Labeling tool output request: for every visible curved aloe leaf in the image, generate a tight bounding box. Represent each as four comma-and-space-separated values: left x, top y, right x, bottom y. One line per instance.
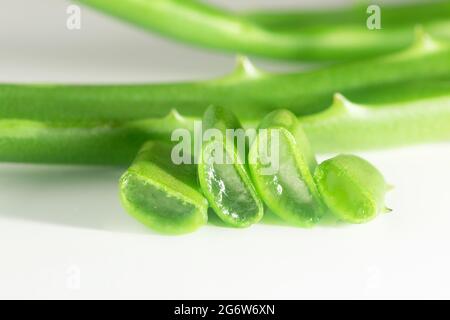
75, 0, 450, 60
1, 32, 450, 122
1, 80, 449, 165
244, 2, 450, 32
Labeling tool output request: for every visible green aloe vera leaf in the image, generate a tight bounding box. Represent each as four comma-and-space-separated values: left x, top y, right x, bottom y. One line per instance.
0, 111, 194, 165
314, 154, 390, 224
198, 106, 263, 227
248, 110, 325, 228
0, 120, 144, 165
244, 1, 450, 31
1, 82, 449, 165
301, 93, 450, 153
1, 30, 450, 122
74, 0, 450, 60
120, 141, 208, 234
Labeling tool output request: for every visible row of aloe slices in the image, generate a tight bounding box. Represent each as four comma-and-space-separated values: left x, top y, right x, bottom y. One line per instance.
120, 106, 390, 234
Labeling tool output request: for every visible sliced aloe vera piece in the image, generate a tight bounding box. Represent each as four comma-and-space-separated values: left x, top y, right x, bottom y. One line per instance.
120, 141, 208, 234
198, 106, 264, 227
249, 110, 325, 227
314, 154, 390, 224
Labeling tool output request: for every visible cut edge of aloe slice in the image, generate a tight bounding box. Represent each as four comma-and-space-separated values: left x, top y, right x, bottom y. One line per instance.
249, 128, 324, 228
198, 140, 264, 228
120, 165, 208, 235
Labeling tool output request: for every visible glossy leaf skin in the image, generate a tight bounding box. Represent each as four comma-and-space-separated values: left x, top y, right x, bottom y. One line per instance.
0, 120, 145, 165
0, 86, 449, 165
249, 110, 325, 228
198, 106, 264, 228
0, 112, 194, 165
245, 2, 450, 31
75, 0, 450, 61
301, 93, 450, 153
314, 155, 389, 224
258, 109, 317, 172
1, 41, 450, 122
1, 39, 449, 166
120, 141, 208, 234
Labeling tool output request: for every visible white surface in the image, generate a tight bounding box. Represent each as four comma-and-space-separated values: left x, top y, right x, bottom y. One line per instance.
1, 0, 449, 300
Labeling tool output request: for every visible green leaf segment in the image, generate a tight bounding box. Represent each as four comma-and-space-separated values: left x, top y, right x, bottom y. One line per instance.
1, 34, 449, 164
1, 31, 449, 122
249, 110, 325, 227
120, 141, 208, 234
315, 155, 390, 224
74, 0, 450, 61
198, 106, 263, 228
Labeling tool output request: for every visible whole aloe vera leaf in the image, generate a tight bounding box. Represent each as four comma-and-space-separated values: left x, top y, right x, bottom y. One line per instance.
315, 154, 390, 224
74, 0, 449, 60
1, 33, 450, 122
198, 106, 264, 227
1, 84, 449, 165
244, 1, 450, 31
120, 141, 208, 234
1, 83, 450, 166
249, 110, 325, 228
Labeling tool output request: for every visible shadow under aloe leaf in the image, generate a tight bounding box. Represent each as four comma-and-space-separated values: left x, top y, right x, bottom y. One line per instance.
0, 165, 348, 234
317, 212, 347, 228
207, 207, 291, 228
0, 164, 155, 235
259, 209, 291, 227
207, 208, 230, 228
260, 208, 347, 228
208, 206, 346, 229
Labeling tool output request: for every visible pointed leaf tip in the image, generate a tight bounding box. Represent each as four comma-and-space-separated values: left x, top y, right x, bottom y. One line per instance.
331, 93, 351, 111
384, 207, 393, 214
411, 25, 439, 52
233, 55, 264, 79
333, 93, 348, 106
165, 109, 185, 122
330, 93, 369, 117
213, 56, 266, 84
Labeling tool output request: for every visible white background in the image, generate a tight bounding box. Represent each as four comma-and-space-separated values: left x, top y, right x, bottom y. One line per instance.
0, 0, 449, 299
